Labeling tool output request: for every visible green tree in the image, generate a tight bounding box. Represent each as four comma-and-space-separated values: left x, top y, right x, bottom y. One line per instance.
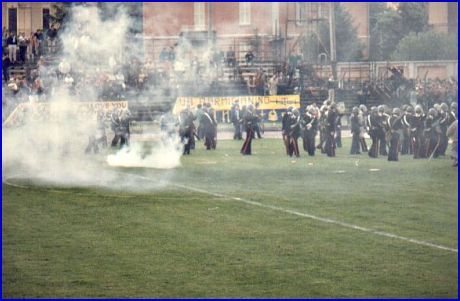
391, 31, 458, 61
369, 2, 430, 61
299, 4, 364, 62
398, 2, 429, 36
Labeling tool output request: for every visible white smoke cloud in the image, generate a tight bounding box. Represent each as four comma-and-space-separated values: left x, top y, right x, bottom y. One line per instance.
2, 4, 182, 190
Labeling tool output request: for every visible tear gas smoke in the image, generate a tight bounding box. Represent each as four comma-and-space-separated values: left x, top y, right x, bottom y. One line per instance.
2, 4, 183, 190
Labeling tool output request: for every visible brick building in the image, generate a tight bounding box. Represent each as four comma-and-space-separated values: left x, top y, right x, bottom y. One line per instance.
2, 2, 457, 61
143, 2, 371, 63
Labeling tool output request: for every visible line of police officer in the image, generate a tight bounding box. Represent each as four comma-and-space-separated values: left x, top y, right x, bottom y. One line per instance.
351, 102, 457, 162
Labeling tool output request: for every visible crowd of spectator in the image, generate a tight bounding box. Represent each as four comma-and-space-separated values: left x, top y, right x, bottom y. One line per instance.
2, 26, 458, 124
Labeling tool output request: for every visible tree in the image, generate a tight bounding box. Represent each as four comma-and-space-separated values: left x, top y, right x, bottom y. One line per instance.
391, 31, 458, 61
398, 2, 429, 36
369, 2, 430, 61
299, 4, 364, 63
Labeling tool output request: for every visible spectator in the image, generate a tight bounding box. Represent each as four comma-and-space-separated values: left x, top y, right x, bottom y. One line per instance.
18, 32, 28, 63
7, 31, 17, 64
255, 68, 266, 96
269, 72, 279, 96
245, 50, 254, 66
2, 27, 8, 54
47, 24, 58, 53
2, 53, 11, 82
226, 47, 236, 67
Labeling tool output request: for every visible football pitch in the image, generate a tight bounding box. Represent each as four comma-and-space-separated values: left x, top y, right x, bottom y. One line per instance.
2, 138, 458, 298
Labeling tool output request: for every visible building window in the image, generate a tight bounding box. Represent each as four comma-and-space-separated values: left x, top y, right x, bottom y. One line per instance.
295, 2, 305, 26
239, 2, 251, 25
43, 8, 50, 30
8, 8, 17, 33
194, 2, 205, 30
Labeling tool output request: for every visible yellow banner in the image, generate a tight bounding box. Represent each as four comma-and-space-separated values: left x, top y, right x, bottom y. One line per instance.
173, 95, 300, 114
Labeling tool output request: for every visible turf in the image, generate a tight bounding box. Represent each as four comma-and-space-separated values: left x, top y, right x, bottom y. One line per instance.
2, 138, 458, 298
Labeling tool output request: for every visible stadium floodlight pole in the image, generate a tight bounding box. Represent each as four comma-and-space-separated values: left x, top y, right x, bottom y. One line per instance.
329, 2, 337, 102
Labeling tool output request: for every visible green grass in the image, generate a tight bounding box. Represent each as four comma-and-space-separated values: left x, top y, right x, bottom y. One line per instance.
2, 138, 458, 298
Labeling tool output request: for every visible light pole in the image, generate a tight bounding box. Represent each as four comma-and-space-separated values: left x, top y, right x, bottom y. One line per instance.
329, 2, 337, 102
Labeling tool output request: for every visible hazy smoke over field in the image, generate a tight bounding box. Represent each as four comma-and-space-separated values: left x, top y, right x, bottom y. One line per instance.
2, 4, 182, 189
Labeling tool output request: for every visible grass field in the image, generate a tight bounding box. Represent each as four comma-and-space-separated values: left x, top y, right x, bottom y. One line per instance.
2, 137, 458, 298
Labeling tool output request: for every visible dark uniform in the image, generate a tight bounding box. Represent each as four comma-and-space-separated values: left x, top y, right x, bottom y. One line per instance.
335, 113, 342, 148
423, 108, 441, 158
325, 104, 337, 157
301, 107, 318, 156
368, 107, 380, 158
281, 108, 292, 155
179, 109, 195, 155
201, 109, 217, 150
287, 109, 301, 157
411, 106, 425, 159
437, 103, 450, 156
377, 105, 388, 156
230, 104, 242, 140
241, 106, 256, 155
401, 106, 413, 155
111, 109, 131, 148
387, 108, 403, 161
350, 107, 361, 155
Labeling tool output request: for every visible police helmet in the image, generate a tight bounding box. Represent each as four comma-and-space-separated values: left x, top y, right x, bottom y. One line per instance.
378, 105, 385, 113
440, 103, 449, 112
428, 108, 437, 116
451, 102, 457, 110
352, 106, 360, 114
370, 106, 378, 114
359, 104, 367, 113
415, 105, 423, 115
406, 106, 414, 114
392, 108, 401, 116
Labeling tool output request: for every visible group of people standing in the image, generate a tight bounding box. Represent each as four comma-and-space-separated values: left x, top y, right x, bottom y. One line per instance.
174, 104, 218, 155
281, 101, 343, 158
350, 102, 458, 165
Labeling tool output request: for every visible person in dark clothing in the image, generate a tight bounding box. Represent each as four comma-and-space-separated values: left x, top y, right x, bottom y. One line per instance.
401, 106, 413, 155
325, 103, 337, 157
377, 105, 389, 156
368, 106, 380, 158
411, 105, 425, 159
241, 104, 256, 155
230, 104, 242, 140
2, 54, 11, 82
245, 50, 254, 66
350, 107, 361, 155
387, 108, 403, 161
287, 109, 301, 157
335, 112, 343, 148
179, 108, 195, 155
111, 109, 131, 148
437, 103, 450, 156
301, 106, 318, 156
423, 108, 441, 159
201, 107, 217, 150
281, 107, 293, 155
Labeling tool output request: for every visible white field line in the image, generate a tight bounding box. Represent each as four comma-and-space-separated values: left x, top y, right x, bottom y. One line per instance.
126, 174, 458, 254
4, 172, 457, 253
